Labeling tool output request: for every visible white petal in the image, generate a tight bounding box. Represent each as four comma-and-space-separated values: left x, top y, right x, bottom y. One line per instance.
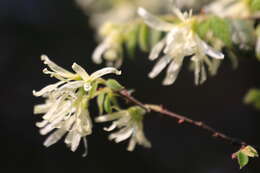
149, 39, 165, 60
72, 63, 89, 81
90, 67, 121, 80
58, 81, 84, 90
162, 57, 184, 85
33, 103, 51, 114
171, 6, 186, 21
104, 122, 117, 132
127, 137, 137, 151
138, 8, 174, 31
82, 137, 88, 157
65, 130, 73, 145
40, 115, 65, 135
95, 111, 128, 123
92, 42, 108, 64
109, 127, 133, 143
202, 42, 224, 59
41, 55, 75, 78
148, 55, 171, 78
32, 81, 65, 97
36, 120, 49, 128
42, 97, 64, 120
71, 132, 82, 152
43, 129, 67, 147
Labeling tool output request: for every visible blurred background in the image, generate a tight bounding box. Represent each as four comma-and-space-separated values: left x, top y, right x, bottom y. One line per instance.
1, 0, 260, 173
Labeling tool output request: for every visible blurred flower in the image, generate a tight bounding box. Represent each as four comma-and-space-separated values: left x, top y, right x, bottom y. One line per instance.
138, 7, 224, 85
33, 55, 121, 155
204, 0, 251, 18
76, 0, 171, 28
92, 23, 124, 68
95, 106, 151, 151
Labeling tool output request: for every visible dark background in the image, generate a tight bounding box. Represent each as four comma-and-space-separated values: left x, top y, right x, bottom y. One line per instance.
1, 0, 260, 173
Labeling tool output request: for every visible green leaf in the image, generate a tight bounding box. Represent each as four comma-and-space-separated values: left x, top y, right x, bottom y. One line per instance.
251, 0, 260, 11
106, 79, 124, 91
237, 151, 249, 169
104, 94, 112, 113
195, 16, 232, 47
244, 88, 260, 109
97, 92, 105, 115
138, 23, 150, 52
125, 24, 139, 58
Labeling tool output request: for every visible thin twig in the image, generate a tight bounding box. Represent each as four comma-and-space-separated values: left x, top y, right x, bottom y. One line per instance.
118, 89, 258, 150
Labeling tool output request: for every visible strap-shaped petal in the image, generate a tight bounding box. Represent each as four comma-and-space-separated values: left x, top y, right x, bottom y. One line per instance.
92, 41, 109, 64
95, 111, 128, 122
32, 81, 65, 97
90, 67, 121, 80
138, 8, 174, 32
72, 63, 89, 81
43, 129, 67, 147
148, 55, 171, 78
201, 41, 224, 59
41, 55, 75, 78
162, 56, 184, 85
149, 39, 166, 60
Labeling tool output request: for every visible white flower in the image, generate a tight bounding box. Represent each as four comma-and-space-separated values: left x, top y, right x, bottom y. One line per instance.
138, 7, 224, 85
204, 0, 251, 18
92, 23, 124, 68
95, 106, 151, 151
33, 55, 121, 155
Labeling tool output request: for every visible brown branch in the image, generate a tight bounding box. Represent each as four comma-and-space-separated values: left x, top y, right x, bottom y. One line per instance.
118, 89, 257, 150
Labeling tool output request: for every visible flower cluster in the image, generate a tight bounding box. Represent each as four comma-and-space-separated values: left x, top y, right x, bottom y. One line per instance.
33, 55, 121, 155
138, 7, 224, 85
95, 106, 151, 151
92, 22, 124, 68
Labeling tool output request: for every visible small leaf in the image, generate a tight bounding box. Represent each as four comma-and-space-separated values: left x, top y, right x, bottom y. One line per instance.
244, 88, 260, 109
125, 24, 139, 58
237, 151, 249, 169
195, 16, 232, 47
104, 94, 112, 113
138, 23, 150, 52
106, 79, 124, 91
97, 92, 105, 115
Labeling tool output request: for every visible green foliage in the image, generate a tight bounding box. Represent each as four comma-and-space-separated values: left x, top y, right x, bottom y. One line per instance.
236, 146, 258, 169
125, 24, 139, 58
250, 0, 260, 11
97, 92, 105, 115
123, 21, 164, 58
195, 16, 232, 47
237, 151, 249, 169
244, 88, 260, 109
106, 79, 124, 91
